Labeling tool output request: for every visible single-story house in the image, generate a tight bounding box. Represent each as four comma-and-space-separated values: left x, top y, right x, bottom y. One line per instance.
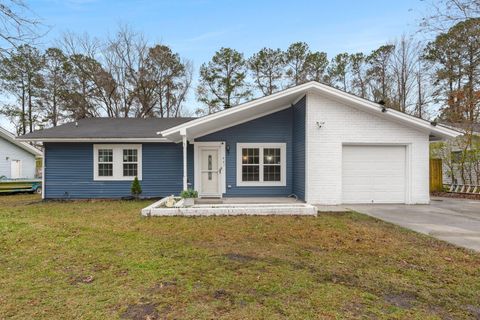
0, 126, 42, 179
18, 81, 460, 204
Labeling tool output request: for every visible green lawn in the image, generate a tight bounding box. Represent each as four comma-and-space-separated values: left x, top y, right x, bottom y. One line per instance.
0, 194, 479, 319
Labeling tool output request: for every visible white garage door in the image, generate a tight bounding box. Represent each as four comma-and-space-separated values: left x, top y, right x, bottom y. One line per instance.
342, 145, 406, 204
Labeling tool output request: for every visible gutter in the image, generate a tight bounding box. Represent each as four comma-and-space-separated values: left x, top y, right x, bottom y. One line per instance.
16, 137, 171, 143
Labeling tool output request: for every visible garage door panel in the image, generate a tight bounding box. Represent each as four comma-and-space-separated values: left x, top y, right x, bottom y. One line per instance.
342, 145, 406, 204
372, 176, 404, 186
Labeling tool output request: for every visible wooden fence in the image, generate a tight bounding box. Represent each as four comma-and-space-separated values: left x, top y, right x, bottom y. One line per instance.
429, 159, 443, 192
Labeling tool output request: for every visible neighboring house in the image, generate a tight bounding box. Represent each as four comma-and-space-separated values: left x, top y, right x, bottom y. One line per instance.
0, 126, 42, 179
435, 123, 480, 185
18, 81, 459, 204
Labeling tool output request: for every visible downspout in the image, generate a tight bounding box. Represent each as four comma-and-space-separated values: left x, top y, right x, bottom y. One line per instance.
41, 145, 45, 200
181, 129, 188, 191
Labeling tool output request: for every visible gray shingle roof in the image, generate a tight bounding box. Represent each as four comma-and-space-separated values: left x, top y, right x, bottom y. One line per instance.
19, 117, 195, 140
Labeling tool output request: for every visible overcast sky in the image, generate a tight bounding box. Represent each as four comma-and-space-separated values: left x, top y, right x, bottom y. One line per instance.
1, 0, 429, 132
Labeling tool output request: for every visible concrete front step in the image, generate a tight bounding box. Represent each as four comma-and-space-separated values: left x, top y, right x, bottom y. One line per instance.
142, 201, 317, 217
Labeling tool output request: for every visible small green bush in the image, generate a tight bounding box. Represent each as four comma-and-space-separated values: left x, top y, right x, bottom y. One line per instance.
180, 189, 198, 198
131, 176, 142, 199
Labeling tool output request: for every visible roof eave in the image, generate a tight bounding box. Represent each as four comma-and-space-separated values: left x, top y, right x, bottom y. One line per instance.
160, 81, 462, 141
160, 82, 313, 138
16, 137, 171, 143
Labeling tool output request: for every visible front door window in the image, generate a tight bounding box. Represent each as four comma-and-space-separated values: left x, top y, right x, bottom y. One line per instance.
201, 149, 219, 195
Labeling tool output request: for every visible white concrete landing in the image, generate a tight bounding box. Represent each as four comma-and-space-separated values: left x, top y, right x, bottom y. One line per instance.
141, 197, 317, 217
315, 205, 350, 213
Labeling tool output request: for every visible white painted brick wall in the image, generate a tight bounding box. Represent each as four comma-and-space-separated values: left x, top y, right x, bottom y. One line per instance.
305, 92, 430, 205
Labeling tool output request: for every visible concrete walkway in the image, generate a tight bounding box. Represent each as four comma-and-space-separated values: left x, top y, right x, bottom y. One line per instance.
347, 197, 480, 252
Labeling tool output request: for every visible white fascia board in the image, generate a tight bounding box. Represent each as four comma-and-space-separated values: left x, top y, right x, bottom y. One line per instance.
16, 137, 170, 143
189, 104, 292, 139
307, 82, 461, 139
438, 124, 480, 137
160, 83, 313, 137
160, 80, 461, 140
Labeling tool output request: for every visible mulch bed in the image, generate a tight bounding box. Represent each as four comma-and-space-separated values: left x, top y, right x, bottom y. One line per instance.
431, 191, 480, 201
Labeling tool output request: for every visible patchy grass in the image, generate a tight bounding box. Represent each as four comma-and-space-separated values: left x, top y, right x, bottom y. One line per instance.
0, 194, 479, 319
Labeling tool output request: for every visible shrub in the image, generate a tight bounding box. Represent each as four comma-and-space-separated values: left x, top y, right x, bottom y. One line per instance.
180, 189, 198, 198
131, 176, 142, 199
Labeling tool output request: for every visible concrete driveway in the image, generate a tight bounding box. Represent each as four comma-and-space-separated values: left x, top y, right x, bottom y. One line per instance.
348, 197, 480, 252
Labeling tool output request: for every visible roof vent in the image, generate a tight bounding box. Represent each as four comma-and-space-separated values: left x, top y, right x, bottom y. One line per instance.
75, 121, 78, 127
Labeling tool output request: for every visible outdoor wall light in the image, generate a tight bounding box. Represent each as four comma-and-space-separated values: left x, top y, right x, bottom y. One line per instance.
316, 121, 325, 129
378, 100, 387, 112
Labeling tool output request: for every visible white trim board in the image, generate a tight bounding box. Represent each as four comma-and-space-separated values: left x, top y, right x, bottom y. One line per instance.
17, 137, 170, 143
93, 144, 143, 181
187, 104, 292, 141
161, 81, 460, 141
304, 93, 309, 202
236, 143, 287, 187
41, 148, 45, 199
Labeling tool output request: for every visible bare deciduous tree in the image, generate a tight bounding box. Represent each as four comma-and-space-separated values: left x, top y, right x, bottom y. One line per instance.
104, 25, 148, 117
0, 0, 44, 52
141, 44, 192, 117
390, 35, 421, 112
421, 0, 480, 32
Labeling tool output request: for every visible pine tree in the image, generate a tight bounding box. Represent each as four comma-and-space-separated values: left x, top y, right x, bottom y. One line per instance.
131, 176, 142, 199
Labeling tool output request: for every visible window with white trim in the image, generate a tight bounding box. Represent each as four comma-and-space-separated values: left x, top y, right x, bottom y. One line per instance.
122, 149, 138, 177
98, 149, 113, 177
236, 143, 286, 186
94, 144, 142, 181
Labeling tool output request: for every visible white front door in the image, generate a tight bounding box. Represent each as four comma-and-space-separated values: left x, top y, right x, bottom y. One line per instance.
195, 142, 226, 197
10, 160, 22, 179
200, 148, 220, 196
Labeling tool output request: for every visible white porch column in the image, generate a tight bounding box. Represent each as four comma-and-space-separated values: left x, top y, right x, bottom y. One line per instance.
182, 133, 188, 191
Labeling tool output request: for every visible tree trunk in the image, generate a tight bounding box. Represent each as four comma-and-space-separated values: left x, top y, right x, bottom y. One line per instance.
53, 86, 57, 126
21, 86, 26, 135
28, 85, 33, 133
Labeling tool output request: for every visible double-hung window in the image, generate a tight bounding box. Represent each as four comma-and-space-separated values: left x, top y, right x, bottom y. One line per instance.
94, 144, 142, 181
98, 149, 113, 177
122, 149, 138, 177
236, 143, 286, 186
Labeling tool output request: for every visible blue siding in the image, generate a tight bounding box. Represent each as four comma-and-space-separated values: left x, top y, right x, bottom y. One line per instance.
44, 142, 194, 199
196, 108, 294, 197
292, 96, 306, 200
44, 103, 307, 200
